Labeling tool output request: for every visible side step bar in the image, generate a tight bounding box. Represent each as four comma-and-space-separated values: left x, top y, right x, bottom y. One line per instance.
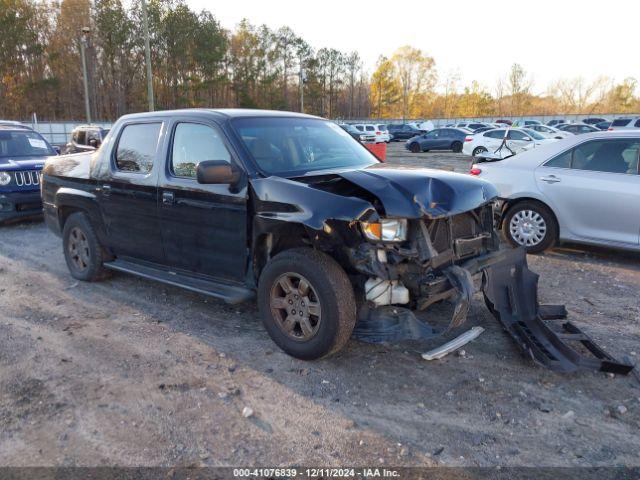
104, 259, 254, 305
482, 248, 634, 375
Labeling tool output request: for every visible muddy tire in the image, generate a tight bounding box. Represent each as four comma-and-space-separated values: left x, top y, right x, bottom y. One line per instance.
62, 212, 110, 282
409, 142, 421, 153
502, 201, 558, 254
257, 248, 356, 360
451, 141, 463, 153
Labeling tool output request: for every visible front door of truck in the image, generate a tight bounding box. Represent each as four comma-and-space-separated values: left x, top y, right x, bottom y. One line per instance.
158, 120, 248, 282
99, 121, 165, 263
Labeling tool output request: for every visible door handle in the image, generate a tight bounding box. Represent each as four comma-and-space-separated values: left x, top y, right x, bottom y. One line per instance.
540, 175, 561, 184
101, 184, 112, 196
162, 191, 175, 205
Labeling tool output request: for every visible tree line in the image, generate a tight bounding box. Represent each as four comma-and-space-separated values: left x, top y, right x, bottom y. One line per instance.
1, 0, 638, 122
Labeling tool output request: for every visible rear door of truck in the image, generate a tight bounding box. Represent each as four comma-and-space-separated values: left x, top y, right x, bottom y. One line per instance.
98, 120, 165, 263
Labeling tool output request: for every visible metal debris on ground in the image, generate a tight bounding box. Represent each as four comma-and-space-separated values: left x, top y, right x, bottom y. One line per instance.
421, 326, 485, 361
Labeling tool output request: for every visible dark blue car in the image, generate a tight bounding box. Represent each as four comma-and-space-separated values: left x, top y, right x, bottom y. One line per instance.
0, 125, 57, 223
405, 128, 469, 153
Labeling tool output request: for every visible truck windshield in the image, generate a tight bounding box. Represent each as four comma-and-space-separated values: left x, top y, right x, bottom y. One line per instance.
231, 117, 379, 176
0, 130, 55, 158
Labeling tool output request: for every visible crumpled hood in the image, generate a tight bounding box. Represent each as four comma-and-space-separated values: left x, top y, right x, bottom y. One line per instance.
337, 165, 499, 218
0, 156, 47, 171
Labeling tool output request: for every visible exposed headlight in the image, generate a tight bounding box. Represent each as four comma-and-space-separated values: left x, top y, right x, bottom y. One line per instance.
0, 171, 11, 186
361, 219, 408, 242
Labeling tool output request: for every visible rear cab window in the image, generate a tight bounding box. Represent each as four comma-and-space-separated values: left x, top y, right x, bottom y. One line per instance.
114, 123, 162, 173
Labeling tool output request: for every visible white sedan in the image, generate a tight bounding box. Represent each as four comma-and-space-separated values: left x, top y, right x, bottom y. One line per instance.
525, 124, 573, 139
462, 128, 557, 157
470, 130, 640, 253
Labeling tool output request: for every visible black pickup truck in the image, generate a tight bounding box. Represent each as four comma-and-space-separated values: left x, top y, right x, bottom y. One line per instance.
41, 109, 632, 374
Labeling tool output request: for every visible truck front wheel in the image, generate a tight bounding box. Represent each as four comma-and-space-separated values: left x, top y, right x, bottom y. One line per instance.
62, 212, 110, 282
257, 248, 356, 360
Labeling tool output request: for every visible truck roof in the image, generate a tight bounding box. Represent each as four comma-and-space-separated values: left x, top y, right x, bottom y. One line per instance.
118, 108, 320, 122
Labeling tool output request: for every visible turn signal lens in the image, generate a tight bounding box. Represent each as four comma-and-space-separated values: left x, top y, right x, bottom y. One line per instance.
469, 168, 482, 176
361, 219, 407, 242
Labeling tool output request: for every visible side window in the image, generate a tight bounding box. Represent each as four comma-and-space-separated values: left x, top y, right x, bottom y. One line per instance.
355, 125, 364, 131
544, 149, 572, 168
485, 130, 505, 139
365, 126, 375, 132
71, 130, 79, 143
76, 129, 87, 145
509, 130, 528, 141
635, 119, 640, 128
171, 123, 231, 178
572, 139, 640, 174
115, 123, 161, 173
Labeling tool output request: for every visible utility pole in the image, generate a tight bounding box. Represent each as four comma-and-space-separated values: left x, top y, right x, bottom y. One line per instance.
141, 0, 155, 111
80, 27, 92, 123
299, 61, 306, 113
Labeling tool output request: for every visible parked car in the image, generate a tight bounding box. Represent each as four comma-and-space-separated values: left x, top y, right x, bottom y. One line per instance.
470, 131, 640, 253
339, 124, 376, 143
608, 117, 640, 130
0, 120, 33, 130
0, 124, 58, 223
557, 123, 599, 135
547, 119, 566, 127
462, 128, 556, 157
387, 123, 424, 140
353, 123, 391, 143
60, 125, 110, 155
40, 108, 527, 361
595, 121, 612, 130
408, 120, 435, 131
452, 121, 492, 131
376, 124, 393, 140
512, 119, 542, 128
405, 128, 469, 153
495, 119, 512, 125
582, 117, 607, 125
525, 124, 573, 139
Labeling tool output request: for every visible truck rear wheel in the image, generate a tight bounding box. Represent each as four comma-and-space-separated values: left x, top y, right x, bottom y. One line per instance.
257, 248, 356, 360
62, 212, 110, 281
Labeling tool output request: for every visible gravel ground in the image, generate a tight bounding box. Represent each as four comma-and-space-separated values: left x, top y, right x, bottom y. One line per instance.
0, 144, 639, 468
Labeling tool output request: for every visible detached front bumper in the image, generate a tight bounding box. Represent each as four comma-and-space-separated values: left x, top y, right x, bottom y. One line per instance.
0, 190, 43, 222
355, 246, 634, 375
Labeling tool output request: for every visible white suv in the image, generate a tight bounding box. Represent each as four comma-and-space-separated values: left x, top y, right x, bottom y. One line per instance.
353, 124, 391, 143
608, 117, 640, 130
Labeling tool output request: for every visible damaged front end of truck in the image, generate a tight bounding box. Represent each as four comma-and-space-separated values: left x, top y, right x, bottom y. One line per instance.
251, 166, 633, 375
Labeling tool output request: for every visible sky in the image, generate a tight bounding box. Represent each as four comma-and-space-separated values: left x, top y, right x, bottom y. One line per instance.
185, 0, 638, 94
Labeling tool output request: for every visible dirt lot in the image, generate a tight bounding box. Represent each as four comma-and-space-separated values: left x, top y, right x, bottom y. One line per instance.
1, 143, 639, 468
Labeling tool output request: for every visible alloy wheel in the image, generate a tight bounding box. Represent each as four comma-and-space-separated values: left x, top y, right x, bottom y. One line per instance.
68, 227, 90, 270
270, 272, 321, 342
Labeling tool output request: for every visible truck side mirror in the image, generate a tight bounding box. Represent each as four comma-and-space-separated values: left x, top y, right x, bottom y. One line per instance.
197, 160, 240, 185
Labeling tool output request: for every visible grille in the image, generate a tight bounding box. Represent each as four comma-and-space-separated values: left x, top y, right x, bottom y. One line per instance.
13, 170, 40, 187
426, 204, 494, 258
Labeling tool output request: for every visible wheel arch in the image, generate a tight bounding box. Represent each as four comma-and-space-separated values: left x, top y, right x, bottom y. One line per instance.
55, 189, 108, 247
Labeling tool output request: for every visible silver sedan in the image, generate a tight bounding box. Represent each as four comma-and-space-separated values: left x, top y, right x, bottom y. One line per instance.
470, 130, 640, 253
